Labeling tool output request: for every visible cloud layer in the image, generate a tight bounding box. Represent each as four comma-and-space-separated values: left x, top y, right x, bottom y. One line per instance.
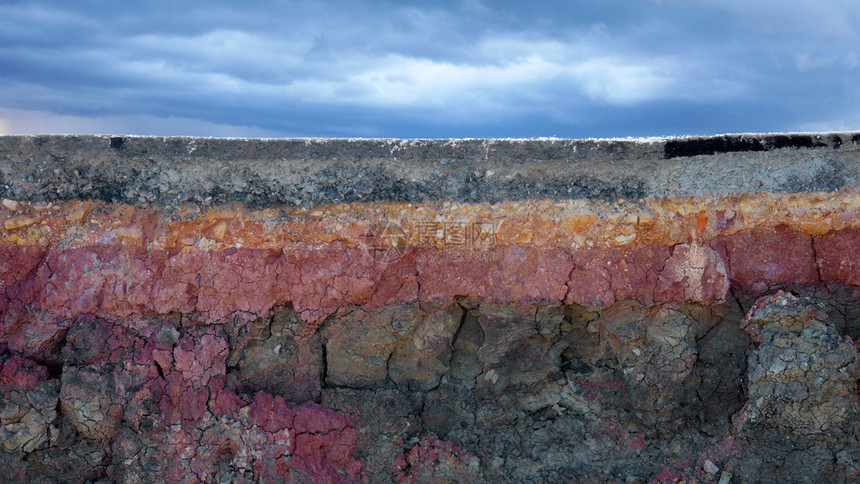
1, 0, 858, 137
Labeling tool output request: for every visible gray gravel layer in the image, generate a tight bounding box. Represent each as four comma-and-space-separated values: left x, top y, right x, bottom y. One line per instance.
1, 132, 858, 207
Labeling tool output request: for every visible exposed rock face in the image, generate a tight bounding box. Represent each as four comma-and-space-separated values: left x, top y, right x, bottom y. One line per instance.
0, 356, 57, 454
1, 133, 859, 482
227, 306, 324, 403
740, 292, 858, 434
734, 292, 860, 482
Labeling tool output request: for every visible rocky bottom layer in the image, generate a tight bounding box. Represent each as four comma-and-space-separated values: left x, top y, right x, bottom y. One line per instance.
2, 285, 859, 483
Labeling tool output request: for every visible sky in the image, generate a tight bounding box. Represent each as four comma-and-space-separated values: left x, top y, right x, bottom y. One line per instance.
1, 0, 859, 138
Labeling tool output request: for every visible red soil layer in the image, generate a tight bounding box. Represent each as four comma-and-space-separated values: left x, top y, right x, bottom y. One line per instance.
2, 227, 858, 343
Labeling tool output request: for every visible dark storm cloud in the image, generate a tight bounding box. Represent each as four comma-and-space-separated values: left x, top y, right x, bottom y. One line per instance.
0, 0, 858, 137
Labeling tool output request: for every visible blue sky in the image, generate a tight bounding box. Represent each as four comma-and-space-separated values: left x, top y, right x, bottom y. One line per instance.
1, 0, 858, 138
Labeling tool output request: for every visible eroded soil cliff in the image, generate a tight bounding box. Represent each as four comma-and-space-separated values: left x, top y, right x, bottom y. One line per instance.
1, 134, 859, 483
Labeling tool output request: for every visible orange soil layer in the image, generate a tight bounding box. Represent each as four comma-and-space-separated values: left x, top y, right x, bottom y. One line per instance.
3, 192, 860, 249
